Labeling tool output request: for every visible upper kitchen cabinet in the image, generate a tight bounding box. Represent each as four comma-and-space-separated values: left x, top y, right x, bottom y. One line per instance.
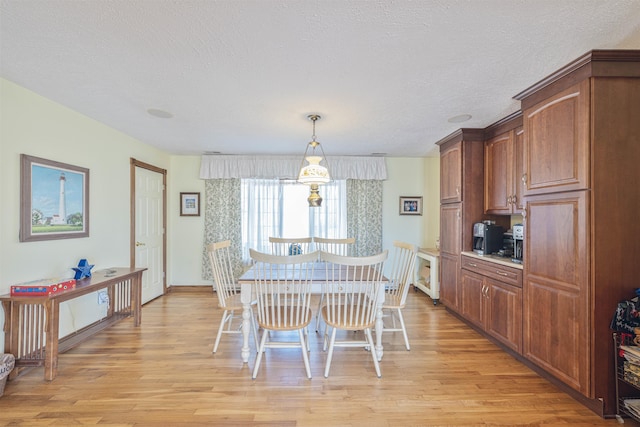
483, 112, 524, 214
440, 141, 463, 203
518, 80, 590, 196
439, 129, 485, 205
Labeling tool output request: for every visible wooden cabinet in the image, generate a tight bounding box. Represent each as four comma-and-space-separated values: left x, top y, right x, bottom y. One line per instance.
437, 129, 488, 311
439, 203, 462, 308
522, 190, 589, 394
461, 255, 523, 353
440, 142, 462, 204
513, 49, 640, 416
484, 112, 524, 215
520, 79, 590, 196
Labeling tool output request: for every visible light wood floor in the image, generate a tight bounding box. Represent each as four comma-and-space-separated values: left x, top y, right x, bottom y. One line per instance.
0, 287, 625, 426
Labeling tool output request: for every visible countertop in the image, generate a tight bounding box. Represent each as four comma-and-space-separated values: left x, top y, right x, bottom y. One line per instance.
461, 251, 523, 270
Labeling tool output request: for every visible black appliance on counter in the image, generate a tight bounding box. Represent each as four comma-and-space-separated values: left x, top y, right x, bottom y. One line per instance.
512, 224, 524, 264
473, 221, 504, 255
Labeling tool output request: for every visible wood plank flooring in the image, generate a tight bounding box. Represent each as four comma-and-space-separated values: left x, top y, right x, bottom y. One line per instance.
0, 287, 626, 426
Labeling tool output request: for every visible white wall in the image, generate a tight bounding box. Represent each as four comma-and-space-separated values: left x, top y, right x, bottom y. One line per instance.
0, 78, 171, 352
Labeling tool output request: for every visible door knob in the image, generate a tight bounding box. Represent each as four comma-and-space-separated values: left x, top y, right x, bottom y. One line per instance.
135, 241, 146, 247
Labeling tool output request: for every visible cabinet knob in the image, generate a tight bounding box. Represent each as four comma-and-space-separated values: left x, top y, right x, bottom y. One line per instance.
521, 173, 527, 184
507, 196, 512, 205
512, 195, 517, 205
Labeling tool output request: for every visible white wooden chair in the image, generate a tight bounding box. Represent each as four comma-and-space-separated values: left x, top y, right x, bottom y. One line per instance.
313, 237, 355, 255
268, 237, 313, 256
249, 249, 319, 379
207, 240, 258, 353
312, 237, 356, 332
380, 241, 418, 350
319, 250, 388, 378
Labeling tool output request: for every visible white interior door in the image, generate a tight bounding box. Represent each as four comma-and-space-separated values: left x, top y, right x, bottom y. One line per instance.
134, 166, 165, 304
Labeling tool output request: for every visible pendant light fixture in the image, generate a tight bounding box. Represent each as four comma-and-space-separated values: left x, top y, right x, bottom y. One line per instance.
298, 114, 330, 207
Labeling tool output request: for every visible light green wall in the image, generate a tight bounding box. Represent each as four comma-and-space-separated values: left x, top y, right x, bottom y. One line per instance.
168, 155, 206, 285
0, 78, 441, 352
0, 78, 170, 351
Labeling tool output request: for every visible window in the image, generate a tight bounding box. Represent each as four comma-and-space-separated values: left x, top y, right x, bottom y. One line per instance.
241, 179, 346, 261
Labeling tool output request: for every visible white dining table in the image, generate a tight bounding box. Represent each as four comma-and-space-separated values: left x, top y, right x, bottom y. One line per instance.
237, 261, 387, 364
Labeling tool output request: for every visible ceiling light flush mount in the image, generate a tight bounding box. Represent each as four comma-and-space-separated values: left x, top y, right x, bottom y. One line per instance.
147, 108, 173, 119
447, 114, 472, 123
298, 114, 330, 207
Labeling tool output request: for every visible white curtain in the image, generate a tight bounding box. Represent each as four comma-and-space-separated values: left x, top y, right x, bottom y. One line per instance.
240, 179, 347, 263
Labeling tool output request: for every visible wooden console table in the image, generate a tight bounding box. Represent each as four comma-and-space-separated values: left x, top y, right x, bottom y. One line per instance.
0, 267, 146, 381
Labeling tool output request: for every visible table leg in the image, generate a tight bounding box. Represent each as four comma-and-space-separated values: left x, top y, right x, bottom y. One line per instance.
375, 301, 384, 361
44, 300, 59, 381
132, 273, 142, 326
240, 283, 252, 363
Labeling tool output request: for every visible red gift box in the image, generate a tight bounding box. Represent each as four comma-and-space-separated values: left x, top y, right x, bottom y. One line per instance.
10, 278, 77, 296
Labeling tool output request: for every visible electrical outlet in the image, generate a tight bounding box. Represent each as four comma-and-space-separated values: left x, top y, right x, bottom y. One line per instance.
97, 290, 109, 305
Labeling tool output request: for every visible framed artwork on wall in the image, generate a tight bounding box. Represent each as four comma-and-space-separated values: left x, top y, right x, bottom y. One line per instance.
399, 196, 422, 216
20, 154, 90, 242
180, 192, 200, 216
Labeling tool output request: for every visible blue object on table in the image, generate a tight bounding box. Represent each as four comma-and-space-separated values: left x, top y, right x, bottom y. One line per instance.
72, 259, 94, 280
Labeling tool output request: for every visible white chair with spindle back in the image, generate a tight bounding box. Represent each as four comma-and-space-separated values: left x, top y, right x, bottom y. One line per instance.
207, 240, 258, 353
249, 249, 320, 379
319, 250, 388, 378
313, 237, 356, 332
380, 241, 418, 350
268, 237, 313, 256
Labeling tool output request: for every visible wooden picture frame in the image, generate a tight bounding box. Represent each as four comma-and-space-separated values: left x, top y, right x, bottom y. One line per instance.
399, 196, 422, 216
20, 154, 90, 242
180, 192, 200, 216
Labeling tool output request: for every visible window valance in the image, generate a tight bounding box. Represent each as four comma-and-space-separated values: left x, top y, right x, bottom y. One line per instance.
199, 155, 387, 180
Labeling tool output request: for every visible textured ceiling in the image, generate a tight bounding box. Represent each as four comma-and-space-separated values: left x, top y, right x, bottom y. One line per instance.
1, 0, 640, 157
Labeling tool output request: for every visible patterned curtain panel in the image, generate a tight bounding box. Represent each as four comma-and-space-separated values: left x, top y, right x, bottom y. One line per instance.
202, 179, 243, 281
346, 179, 383, 256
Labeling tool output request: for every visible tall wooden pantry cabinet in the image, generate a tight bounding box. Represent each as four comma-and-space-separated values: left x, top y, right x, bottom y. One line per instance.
513, 50, 640, 416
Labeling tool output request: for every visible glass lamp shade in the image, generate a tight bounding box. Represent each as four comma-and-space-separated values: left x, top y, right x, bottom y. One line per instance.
298, 156, 330, 185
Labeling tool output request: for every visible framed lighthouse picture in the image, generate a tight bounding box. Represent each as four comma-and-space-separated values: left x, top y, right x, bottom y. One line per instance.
20, 154, 90, 242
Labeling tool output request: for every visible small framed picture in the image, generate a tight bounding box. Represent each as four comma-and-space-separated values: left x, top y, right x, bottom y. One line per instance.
399, 196, 422, 216
180, 192, 200, 216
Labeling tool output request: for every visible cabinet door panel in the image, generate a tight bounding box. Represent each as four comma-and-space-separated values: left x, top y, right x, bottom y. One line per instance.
523, 80, 589, 196
484, 132, 513, 214
460, 270, 485, 328
440, 253, 459, 310
513, 127, 524, 212
440, 142, 462, 203
523, 190, 589, 394
440, 204, 461, 256
486, 278, 522, 353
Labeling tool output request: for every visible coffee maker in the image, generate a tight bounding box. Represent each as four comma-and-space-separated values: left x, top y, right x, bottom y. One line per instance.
473, 221, 504, 255
512, 224, 524, 264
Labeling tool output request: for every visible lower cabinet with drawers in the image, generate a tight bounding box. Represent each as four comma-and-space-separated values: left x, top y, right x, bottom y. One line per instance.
460, 253, 523, 353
